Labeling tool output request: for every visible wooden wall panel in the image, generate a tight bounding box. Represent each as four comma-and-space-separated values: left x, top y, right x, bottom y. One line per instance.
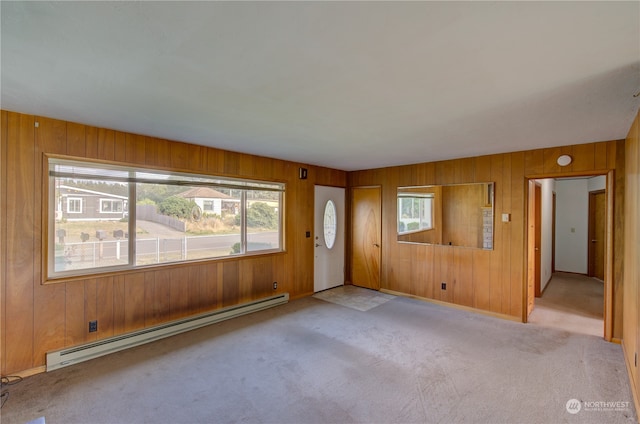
114, 132, 127, 163
500, 154, 512, 315
169, 268, 190, 321
349, 138, 626, 328
1, 110, 7, 373
1, 106, 631, 377
66, 123, 86, 157
124, 273, 146, 333
623, 110, 639, 407
84, 281, 100, 340
489, 155, 504, 314
613, 139, 626, 339
5, 112, 36, 371
96, 276, 114, 339
509, 152, 525, 319
146, 137, 171, 168
85, 126, 99, 160
97, 128, 115, 161
472, 250, 491, 311
1, 109, 346, 375
112, 275, 126, 335
33, 116, 67, 365
222, 262, 240, 307
125, 133, 146, 164
65, 282, 86, 346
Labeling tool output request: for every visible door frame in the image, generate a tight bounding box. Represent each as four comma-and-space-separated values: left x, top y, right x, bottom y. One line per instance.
534, 182, 542, 298
348, 185, 382, 290
588, 189, 606, 279
313, 185, 346, 292
524, 171, 614, 342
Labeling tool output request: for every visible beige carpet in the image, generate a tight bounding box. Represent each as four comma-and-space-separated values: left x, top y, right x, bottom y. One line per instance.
1, 290, 635, 424
529, 272, 604, 337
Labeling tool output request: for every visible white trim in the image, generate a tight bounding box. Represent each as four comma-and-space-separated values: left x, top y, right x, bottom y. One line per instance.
67, 197, 83, 213
60, 184, 127, 199
99, 198, 124, 213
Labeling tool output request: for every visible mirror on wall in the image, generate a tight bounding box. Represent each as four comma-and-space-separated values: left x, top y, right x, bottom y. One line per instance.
397, 182, 494, 249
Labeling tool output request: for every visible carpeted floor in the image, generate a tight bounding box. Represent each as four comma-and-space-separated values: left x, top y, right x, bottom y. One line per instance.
1, 287, 635, 424
529, 272, 604, 337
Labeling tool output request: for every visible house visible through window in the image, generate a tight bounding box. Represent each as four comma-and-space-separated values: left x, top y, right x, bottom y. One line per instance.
202, 200, 214, 211
100, 199, 123, 213
48, 158, 284, 280
67, 198, 82, 213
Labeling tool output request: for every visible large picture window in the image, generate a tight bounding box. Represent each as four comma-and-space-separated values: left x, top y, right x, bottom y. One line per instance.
48, 158, 284, 279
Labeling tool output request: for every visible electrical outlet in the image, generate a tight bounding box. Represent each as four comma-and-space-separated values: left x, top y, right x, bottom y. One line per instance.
273, 282, 278, 290
89, 320, 98, 333
441, 282, 446, 290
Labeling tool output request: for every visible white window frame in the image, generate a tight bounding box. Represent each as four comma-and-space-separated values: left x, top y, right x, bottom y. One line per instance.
67, 197, 83, 214
397, 194, 434, 235
99, 199, 123, 213
202, 200, 214, 211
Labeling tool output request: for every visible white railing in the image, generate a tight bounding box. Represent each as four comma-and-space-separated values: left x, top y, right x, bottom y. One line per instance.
55, 232, 278, 271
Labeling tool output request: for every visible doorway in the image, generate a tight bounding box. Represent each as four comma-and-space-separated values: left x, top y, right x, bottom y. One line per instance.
588, 190, 605, 280
313, 186, 345, 292
526, 174, 611, 340
350, 186, 381, 290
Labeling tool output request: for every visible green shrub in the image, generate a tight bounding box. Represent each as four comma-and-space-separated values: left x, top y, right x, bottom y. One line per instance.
137, 198, 156, 206
407, 222, 420, 231
246, 202, 277, 229
158, 197, 196, 219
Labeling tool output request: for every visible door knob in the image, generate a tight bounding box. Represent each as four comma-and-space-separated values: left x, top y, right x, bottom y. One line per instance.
591, 239, 597, 243
315, 243, 322, 247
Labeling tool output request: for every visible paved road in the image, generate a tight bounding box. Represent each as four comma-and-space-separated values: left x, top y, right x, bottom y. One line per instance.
137, 220, 185, 238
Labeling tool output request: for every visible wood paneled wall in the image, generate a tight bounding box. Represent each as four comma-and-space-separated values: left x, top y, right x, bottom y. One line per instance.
0, 110, 346, 376
623, 109, 640, 412
348, 139, 625, 334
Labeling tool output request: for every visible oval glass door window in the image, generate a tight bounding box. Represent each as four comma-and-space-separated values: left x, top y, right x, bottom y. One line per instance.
323, 200, 337, 249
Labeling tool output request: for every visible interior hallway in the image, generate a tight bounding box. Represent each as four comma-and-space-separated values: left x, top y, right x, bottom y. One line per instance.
528, 272, 604, 338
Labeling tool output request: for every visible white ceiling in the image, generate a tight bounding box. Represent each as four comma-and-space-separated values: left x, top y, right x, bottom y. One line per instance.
2, 1, 639, 171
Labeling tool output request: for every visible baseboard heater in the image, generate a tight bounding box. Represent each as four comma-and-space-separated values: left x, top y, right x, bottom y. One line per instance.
46, 292, 289, 372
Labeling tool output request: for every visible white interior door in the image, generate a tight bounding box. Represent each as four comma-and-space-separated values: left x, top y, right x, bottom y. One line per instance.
314, 186, 345, 292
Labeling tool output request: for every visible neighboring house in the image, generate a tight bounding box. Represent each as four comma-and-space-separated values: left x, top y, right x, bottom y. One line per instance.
57, 185, 128, 221
177, 187, 238, 215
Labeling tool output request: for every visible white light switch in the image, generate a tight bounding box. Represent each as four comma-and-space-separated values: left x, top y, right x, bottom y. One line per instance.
502, 213, 510, 222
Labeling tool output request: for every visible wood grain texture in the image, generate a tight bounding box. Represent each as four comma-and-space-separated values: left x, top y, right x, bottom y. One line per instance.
613, 140, 625, 340
5, 112, 36, 371
348, 139, 626, 328
1, 110, 346, 375
0, 106, 631, 377
623, 110, 639, 399
351, 187, 381, 290
1, 110, 7, 373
